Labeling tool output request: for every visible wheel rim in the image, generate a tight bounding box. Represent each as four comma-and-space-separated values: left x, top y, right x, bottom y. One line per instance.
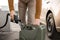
47, 13, 54, 36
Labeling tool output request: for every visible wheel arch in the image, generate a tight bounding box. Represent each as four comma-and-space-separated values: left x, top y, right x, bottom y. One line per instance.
46, 10, 52, 21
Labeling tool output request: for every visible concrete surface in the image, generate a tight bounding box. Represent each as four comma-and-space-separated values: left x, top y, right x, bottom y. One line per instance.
0, 22, 51, 40
0, 22, 20, 40
0, 32, 19, 40
0, 22, 60, 40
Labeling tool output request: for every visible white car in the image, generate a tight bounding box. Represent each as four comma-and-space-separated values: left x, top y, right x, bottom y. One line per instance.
40, 0, 60, 38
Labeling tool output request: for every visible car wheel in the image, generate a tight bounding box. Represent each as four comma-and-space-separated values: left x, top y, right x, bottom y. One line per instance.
46, 10, 56, 38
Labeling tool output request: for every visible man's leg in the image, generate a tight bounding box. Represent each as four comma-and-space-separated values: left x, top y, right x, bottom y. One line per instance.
18, 0, 27, 24
27, 0, 36, 24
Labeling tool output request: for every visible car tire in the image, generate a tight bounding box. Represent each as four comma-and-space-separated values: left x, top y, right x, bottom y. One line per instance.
46, 10, 56, 39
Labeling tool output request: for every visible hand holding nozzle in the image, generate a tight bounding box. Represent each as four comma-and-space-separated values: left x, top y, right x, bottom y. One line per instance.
10, 10, 21, 23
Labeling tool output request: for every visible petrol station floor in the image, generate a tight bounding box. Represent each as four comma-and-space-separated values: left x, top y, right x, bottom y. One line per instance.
0, 22, 56, 40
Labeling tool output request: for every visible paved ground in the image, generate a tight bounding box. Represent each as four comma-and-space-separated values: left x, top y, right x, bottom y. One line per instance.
0, 32, 19, 40
0, 32, 51, 40
0, 22, 60, 40
0, 22, 51, 40
0, 22, 20, 40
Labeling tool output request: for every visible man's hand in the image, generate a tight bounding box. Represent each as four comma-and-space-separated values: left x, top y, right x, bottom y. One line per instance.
10, 10, 15, 22
33, 19, 40, 25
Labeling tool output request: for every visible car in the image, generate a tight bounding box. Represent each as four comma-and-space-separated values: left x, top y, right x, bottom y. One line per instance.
40, 0, 60, 38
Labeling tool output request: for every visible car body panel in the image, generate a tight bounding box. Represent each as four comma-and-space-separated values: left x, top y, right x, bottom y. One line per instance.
41, 0, 60, 32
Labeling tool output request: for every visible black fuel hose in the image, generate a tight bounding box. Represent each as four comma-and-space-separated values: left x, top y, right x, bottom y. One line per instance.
0, 13, 10, 29
0, 13, 21, 29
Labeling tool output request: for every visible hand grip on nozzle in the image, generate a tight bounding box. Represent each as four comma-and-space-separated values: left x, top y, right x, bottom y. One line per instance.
10, 14, 21, 24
